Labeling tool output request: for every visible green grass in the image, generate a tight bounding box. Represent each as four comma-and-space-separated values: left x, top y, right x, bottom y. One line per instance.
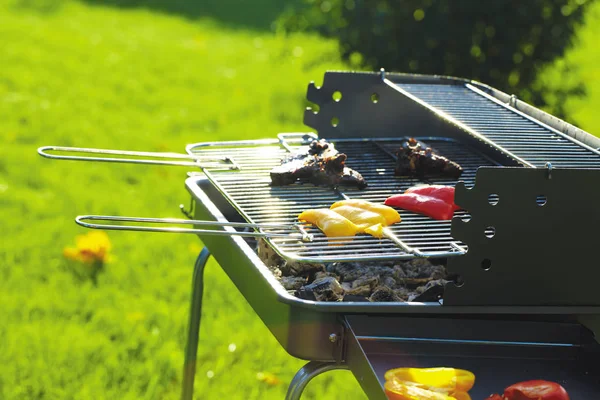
2, 0, 600, 399
0, 1, 365, 399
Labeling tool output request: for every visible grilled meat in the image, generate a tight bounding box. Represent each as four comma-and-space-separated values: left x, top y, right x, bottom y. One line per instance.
395, 138, 463, 179
270, 139, 368, 189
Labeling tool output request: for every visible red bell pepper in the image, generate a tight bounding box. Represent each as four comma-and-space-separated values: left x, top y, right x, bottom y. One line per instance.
486, 380, 570, 400
503, 380, 569, 400
384, 193, 455, 220
404, 185, 459, 211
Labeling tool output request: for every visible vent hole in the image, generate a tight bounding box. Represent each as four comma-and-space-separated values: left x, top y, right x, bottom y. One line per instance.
488, 194, 499, 206
461, 214, 471, 222
485, 226, 496, 238
332, 91, 342, 102
481, 259, 492, 271
331, 117, 339, 127
536, 195, 547, 206
454, 275, 465, 288
371, 93, 379, 103
308, 103, 320, 114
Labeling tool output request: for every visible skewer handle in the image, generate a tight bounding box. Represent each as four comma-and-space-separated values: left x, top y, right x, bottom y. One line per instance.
38, 146, 239, 170
75, 215, 312, 240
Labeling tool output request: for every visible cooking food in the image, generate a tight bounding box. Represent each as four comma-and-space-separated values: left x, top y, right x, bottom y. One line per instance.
395, 138, 463, 179
384, 380, 471, 400
487, 380, 570, 400
384, 367, 475, 392
297, 209, 360, 238
330, 199, 401, 225
299, 200, 400, 239
331, 205, 387, 230
270, 139, 368, 189
384, 367, 475, 400
404, 185, 460, 211
385, 193, 456, 220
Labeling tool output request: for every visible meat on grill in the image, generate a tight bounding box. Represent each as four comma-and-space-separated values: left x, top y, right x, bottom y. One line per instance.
395, 138, 463, 179
270, 139, 367, 189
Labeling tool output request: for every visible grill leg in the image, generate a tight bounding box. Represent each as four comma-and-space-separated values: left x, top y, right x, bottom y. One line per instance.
285, 361, 348, 400
181, 247, 211, 400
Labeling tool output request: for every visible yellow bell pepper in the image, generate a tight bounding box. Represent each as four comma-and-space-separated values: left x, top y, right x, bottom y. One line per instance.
297, 209, 360, 238
330, 199, 401, 225
384, 367, 475, 392
364, 223, 384, 238
331, 205, 387, 230
384, 379, 471, 400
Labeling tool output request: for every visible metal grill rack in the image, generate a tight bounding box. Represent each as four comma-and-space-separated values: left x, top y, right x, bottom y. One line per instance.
186, 136, 495, 263
396, 82, 600, 168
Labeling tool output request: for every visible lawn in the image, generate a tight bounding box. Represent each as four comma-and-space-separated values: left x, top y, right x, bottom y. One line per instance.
1, 0, 599, 399
0, 1, 365, 399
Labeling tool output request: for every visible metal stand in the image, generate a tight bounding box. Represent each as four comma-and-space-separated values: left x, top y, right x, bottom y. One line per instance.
285, 361, 348, 400
181, 247, 211, 400
180, 249, 347, 400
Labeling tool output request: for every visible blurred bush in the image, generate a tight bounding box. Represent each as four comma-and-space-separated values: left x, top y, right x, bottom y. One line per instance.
278, 0, 591, 118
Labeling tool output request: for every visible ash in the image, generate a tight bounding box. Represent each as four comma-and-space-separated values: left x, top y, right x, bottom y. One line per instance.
257, 239, 450, 302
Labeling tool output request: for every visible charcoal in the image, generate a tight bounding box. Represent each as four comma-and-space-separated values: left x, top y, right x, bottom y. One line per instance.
295, 276, 344, 302
331, 262, 394, 283
285, 261, 325, 279
258, 238, 284, 268
407, 285, 427, 301
395, 259, 446, 280
345, 284, 372, 297
281, 276, 307, 291
369, 286, 403, 302
270, 139, 367, 189
267, 265, 282, 280
409, 279, 448, 302
314, 271, 338, 281
393, 287, 410, 301
352, 276, 379, 289
395, 138, 462, 179
382, 276, 397, 288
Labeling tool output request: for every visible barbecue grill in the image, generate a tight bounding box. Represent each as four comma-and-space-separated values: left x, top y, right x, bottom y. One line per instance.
39, 70, 600, 399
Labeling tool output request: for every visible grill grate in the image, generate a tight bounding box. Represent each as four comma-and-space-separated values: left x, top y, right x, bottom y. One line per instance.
189, 138, 494, 262
397, 83, 600, 168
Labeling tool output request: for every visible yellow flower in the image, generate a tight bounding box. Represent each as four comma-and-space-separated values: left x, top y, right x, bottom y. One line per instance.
256, 372, 281, 386
63, 231, 112, 264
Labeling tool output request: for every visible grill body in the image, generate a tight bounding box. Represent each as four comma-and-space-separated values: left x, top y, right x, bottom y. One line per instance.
182, 71, 600, 398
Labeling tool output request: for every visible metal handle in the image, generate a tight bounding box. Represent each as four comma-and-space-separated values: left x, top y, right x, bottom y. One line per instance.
75, 215, 313, 240
38, 146, 239, 170
277, 132, 319, 152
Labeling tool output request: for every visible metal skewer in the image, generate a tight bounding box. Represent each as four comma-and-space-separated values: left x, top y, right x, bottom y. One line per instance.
75, 215, 313, 241
38, 146, 240, 170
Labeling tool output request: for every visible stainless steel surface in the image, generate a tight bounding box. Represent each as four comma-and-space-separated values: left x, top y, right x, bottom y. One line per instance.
37, 145, 239, 169
396, 82, 600, 168
187, 137, 487, 263
75, 215, 312, 240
